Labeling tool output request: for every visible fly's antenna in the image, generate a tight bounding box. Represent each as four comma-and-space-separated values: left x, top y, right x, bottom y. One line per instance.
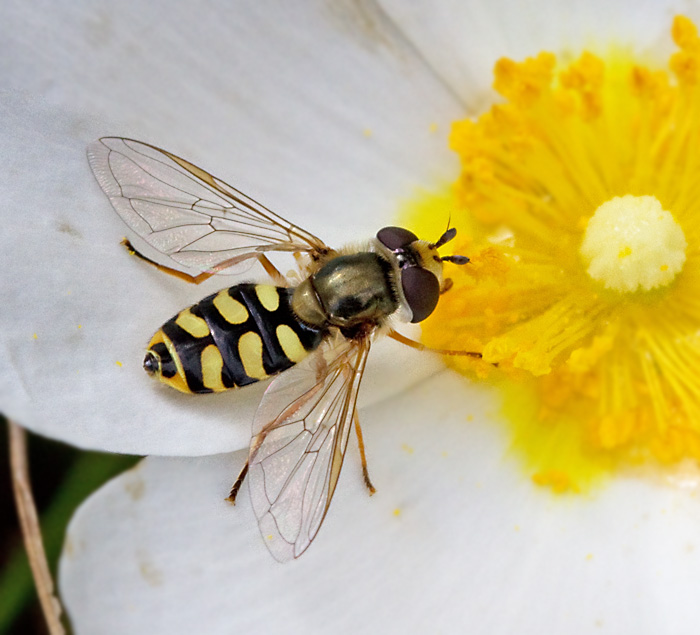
444, 213, 452, 237
432, 227, 457, 249
441, 254, 469, 265
432, 226, 470, 265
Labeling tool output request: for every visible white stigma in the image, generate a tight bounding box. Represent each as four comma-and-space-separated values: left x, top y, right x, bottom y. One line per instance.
580, 195, 687, 292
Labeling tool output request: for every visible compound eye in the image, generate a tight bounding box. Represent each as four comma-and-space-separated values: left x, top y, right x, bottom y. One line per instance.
377, 226, 419, 250
402, 267, 440, 323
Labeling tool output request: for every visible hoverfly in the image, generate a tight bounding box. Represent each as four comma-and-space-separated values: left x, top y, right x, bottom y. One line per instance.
88, 137, 478, 562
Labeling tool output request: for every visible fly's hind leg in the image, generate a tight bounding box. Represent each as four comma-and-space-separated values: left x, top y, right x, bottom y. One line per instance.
226, 460, 249, 505
121, 239, 288, 285
354, 412, 376, 495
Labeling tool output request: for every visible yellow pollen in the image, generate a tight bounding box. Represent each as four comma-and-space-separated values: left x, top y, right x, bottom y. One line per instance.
618, 246, 632, 258
404, 16, 700, 493
580, 195, 687, 292
532, 470, 580, 494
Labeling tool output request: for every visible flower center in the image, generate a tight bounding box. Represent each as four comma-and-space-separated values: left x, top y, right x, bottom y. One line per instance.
404, 16, 700, 493
580, 195, 687, 292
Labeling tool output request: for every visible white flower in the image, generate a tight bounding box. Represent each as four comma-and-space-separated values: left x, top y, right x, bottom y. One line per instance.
3, 0, 700, 633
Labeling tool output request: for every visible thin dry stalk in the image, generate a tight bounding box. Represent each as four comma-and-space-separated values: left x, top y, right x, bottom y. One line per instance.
8, 420, 66, 635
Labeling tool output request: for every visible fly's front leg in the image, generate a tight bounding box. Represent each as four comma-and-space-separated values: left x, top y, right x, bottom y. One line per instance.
387, 329, 486, 360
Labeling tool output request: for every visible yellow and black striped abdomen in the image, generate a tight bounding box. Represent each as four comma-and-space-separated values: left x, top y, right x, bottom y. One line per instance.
144, 284, 326, 394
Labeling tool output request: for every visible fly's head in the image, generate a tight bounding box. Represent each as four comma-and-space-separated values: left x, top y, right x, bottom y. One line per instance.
376, 226, 469, 323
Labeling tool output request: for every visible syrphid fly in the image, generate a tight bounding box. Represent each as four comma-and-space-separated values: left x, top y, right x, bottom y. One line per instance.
88, 137, 479, 561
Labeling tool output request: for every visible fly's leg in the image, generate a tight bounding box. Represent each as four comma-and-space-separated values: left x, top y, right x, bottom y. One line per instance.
255, 255, 287, 286
121, 239, 214, 283
354, 412, 376, 495
227, 425, 273, 504
226, 460, 249, 505
121, 239, 288, 285
387, 329, 486, 360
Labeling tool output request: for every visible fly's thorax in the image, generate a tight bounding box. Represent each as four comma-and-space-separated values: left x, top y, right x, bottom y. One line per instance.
291, 251, 399, 331
290, 280, 327, 328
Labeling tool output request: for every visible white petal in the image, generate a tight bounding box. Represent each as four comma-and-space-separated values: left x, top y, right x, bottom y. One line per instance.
0, 97, 440, 453
381, 0, 687, 108
2, 0, 466, 453
60, 372, 700, 634
0, 96, 265, 454
3, 0, 465, 243
5, 0, 689, 458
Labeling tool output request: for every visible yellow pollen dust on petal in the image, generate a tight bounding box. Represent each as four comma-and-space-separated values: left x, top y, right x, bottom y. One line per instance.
532, 470, 580, 494
404, 16, 700, 493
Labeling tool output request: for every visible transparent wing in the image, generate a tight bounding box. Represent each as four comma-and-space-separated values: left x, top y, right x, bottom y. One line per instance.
247, 336, 371, 562
87, 137, 329, 274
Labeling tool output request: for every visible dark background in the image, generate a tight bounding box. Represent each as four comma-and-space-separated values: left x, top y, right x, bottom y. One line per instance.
0, 416, 137, 634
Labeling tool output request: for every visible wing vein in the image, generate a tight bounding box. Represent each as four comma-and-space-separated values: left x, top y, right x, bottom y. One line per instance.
88, 137, 329, 275
247, 338, 372, 561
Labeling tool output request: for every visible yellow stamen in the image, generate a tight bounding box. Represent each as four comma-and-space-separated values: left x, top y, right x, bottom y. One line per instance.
405, 16, 700, 492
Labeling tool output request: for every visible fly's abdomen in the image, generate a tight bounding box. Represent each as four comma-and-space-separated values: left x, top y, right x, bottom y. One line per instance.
144, 284, 325, 394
